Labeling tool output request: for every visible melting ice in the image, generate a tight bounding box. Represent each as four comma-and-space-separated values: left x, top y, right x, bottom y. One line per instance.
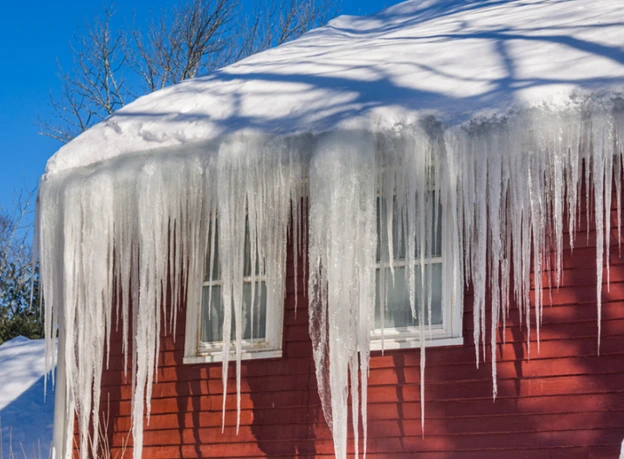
37, 104, 624, 459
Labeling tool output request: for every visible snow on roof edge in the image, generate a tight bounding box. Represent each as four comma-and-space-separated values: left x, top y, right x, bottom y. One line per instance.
42, 89, 624, 183
44, 0, 624, 176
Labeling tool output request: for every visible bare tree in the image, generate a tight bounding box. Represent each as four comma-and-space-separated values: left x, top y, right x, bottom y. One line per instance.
129, 0, 238, 92
39, 6, 127, 143
237, 0, 338, 60
0, 190, 34, 281
39, 0, 340, 143
0, 188, 42, 345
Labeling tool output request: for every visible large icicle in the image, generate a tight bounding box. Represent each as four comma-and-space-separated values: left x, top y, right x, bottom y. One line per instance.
214, 136, 306, 433
39, 137, 305, 459
308, 131, 377, 459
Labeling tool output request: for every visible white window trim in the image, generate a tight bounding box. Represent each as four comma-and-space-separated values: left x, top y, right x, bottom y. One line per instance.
183, 274, 284, 364
184, 349, 283, 365
370, 196, 463, 351
183, 234, 284, 365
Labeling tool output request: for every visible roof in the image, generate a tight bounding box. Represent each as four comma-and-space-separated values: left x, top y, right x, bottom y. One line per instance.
46, 0, 624, 176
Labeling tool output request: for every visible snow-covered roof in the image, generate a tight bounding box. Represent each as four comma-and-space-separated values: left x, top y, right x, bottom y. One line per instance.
46, 0, 624, 176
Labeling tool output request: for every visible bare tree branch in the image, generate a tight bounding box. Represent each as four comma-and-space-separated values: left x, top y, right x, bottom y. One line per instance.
40, 0, 340, 144
236, 0, 340, 60
0, 187, 42, 345
0, 188, 34, 277
38, 6, 127, 142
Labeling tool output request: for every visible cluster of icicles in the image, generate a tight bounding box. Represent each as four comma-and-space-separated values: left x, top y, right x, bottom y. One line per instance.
37, 103, 624, 459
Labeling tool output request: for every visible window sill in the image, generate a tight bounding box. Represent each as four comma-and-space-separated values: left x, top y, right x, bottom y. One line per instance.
370, 335, 463, 352
183, 349, 283, 364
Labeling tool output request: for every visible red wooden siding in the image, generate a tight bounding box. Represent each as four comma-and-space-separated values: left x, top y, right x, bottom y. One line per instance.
91, 205, 624, 458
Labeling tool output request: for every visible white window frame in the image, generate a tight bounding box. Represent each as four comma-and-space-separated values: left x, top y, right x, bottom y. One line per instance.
370, 196, 463, 352
183, 228, 284, 365
184, 189, 462, 363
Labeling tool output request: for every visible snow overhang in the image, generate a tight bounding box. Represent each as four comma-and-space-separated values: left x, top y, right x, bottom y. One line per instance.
44, 0, 624, 177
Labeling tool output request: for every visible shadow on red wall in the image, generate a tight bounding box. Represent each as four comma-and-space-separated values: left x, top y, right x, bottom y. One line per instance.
95, 206, 624, 458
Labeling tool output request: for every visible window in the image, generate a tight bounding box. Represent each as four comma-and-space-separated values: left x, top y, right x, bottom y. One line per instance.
183, 192, 462, 364
371, 194, 463, 351
183, 220, 283, 364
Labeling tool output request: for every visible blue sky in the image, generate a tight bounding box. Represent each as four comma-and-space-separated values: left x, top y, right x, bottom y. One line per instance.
0, 0, 399, 210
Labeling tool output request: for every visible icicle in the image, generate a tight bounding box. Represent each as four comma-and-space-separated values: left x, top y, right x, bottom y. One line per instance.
308, 131, 377, 459
214, 135, 305, 433
38, 138, 305, 458
38, 100, 624, 459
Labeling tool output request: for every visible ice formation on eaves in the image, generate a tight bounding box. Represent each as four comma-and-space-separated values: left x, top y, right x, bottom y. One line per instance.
38, 137, 308, 458
37, 100, 624, 459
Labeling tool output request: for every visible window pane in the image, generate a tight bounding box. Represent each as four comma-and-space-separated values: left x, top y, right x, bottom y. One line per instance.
430, 212, 442, 258
205, 219, 262, 280
375, 263, 443, 329
243, 222, 263, 277
201, 282, 268, 343
205, 224, 219, 282
376, 195, 442, 262
376, 197, 406, 261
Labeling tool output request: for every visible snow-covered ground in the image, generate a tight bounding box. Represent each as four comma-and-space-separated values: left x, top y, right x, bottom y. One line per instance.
0, 337, 55, 458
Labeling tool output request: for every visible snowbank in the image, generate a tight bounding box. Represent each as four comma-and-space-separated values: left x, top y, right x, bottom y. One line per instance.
0, 336, 55, 457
